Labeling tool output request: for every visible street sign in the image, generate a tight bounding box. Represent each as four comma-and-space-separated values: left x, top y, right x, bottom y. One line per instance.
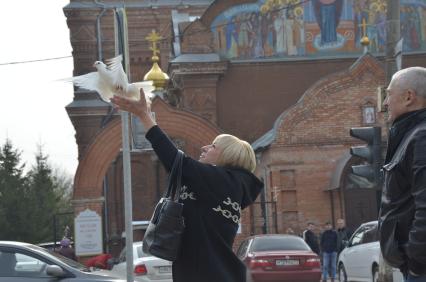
74, 209, 103, 256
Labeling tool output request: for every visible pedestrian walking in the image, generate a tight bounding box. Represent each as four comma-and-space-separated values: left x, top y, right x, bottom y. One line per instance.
336, 218, 351, 254
112, 91, 263, 282
303, 222, 320, 255
379, 67, 426, 282
320, 222, 338, 282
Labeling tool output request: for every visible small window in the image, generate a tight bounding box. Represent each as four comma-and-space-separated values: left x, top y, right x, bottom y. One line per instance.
362, 105, 376, 125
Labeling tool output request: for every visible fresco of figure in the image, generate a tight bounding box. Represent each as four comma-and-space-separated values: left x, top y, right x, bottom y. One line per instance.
249, 12, 264, 58
226, 17, 239, 58
367, 6, 378, 52
238, 14, 252, 58
293, 7, 305, 55
419, 7, 426, 45
376, 5, 387, 51
274, 10, 286, 54
409, 6, 421, 50
286, 10, 297, 55
313, 0, 343, 45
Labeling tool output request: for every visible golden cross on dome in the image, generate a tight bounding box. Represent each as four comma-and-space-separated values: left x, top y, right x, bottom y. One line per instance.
361, 18, 367, 37
146, 30, 162, 57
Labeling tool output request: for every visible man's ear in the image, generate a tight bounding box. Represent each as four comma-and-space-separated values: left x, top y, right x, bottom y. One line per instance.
404, 89, 416, 106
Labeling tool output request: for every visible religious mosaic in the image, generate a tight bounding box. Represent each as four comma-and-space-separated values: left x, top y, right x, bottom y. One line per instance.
210, 0, 426, 59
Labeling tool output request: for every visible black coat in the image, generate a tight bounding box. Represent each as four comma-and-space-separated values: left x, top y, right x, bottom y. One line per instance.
379, 109, 426, 276
303, 230, 320, 254
146, 126, 263, 282
337, 228, 351, 253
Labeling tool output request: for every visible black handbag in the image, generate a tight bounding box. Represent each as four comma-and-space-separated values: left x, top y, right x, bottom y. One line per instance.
142, 150, 185, 261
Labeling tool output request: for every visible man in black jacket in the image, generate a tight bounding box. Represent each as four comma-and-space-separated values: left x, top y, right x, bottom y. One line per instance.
320, 222, 338, 282
336, 218, 351, 254
303, 222, 320, 255
380, 67, 426, 282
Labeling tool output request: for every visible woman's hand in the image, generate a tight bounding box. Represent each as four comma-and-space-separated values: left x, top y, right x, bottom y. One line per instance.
111, 88, 157, 131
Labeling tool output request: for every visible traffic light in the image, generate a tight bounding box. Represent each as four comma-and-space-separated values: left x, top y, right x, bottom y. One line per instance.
349, 127, 382, 186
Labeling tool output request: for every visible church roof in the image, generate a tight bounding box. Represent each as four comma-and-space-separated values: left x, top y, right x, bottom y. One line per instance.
251, 53, 382, 151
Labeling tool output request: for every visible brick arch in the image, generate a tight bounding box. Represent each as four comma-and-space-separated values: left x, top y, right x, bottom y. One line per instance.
73, 98, 222, 200
181, 0, 258, 52
199, 0, 257, 27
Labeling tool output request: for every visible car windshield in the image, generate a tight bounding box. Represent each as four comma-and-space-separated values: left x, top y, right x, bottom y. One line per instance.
251, 236, 311, 252
27, 245, 90, 272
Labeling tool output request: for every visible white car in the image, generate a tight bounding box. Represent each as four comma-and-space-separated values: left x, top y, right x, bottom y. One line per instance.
337, 221, 403, 282
0, 241, 126, 282
110, 242, 172, 282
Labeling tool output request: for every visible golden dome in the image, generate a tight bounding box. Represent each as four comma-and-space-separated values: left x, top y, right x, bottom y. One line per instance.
360, 35, 370, 46
144, 30, 169, 90
144, 55, 169, 90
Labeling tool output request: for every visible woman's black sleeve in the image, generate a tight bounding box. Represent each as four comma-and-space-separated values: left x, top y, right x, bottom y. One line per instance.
145, 125, 178, 171
145, 125, 228, 203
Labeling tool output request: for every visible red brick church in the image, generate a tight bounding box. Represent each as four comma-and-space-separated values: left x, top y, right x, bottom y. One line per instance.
64, 0, 426, 256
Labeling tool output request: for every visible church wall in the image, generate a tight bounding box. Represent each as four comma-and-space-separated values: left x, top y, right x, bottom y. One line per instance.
259, 145, 346, 235
66, 0, 426, 257
217, 57, 357, 142
253, 55, 388, 235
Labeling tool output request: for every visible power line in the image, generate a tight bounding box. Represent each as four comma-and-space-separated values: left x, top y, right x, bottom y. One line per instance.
0, 55, 72, 66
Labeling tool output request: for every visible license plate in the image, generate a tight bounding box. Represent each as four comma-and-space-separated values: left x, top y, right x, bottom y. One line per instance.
158, 266, 172, 273
275, 259, 299, 266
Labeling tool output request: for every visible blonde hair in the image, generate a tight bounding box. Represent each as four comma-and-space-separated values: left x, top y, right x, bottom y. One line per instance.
213, 134, 256, 172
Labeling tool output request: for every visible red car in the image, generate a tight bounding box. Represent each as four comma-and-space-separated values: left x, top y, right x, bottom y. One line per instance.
237, 234, 321, 282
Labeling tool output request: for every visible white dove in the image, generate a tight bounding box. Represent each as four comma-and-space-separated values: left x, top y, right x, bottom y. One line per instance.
70, 55, 155, 102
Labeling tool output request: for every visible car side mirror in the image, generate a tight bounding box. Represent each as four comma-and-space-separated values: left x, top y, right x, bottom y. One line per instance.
46, 265, 66, 277
343, 240, 349, 248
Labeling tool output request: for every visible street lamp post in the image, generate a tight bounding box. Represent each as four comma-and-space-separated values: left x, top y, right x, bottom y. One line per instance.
378, 1, 401, 282
115, 8, 134, 282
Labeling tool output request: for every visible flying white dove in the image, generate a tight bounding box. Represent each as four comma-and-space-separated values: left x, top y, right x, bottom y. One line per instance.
70, 55, 155, 102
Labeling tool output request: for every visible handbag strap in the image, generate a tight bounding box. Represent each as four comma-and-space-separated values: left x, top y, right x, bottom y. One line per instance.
165, 150, 184, 202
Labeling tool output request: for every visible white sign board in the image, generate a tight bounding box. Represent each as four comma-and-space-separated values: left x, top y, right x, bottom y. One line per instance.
74, 209, 103, 256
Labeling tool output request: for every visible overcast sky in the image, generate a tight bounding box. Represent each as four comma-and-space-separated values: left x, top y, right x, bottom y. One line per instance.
0, 1, 77, 176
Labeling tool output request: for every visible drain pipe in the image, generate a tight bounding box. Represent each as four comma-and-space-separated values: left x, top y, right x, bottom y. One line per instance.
94, 0, 107, 61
